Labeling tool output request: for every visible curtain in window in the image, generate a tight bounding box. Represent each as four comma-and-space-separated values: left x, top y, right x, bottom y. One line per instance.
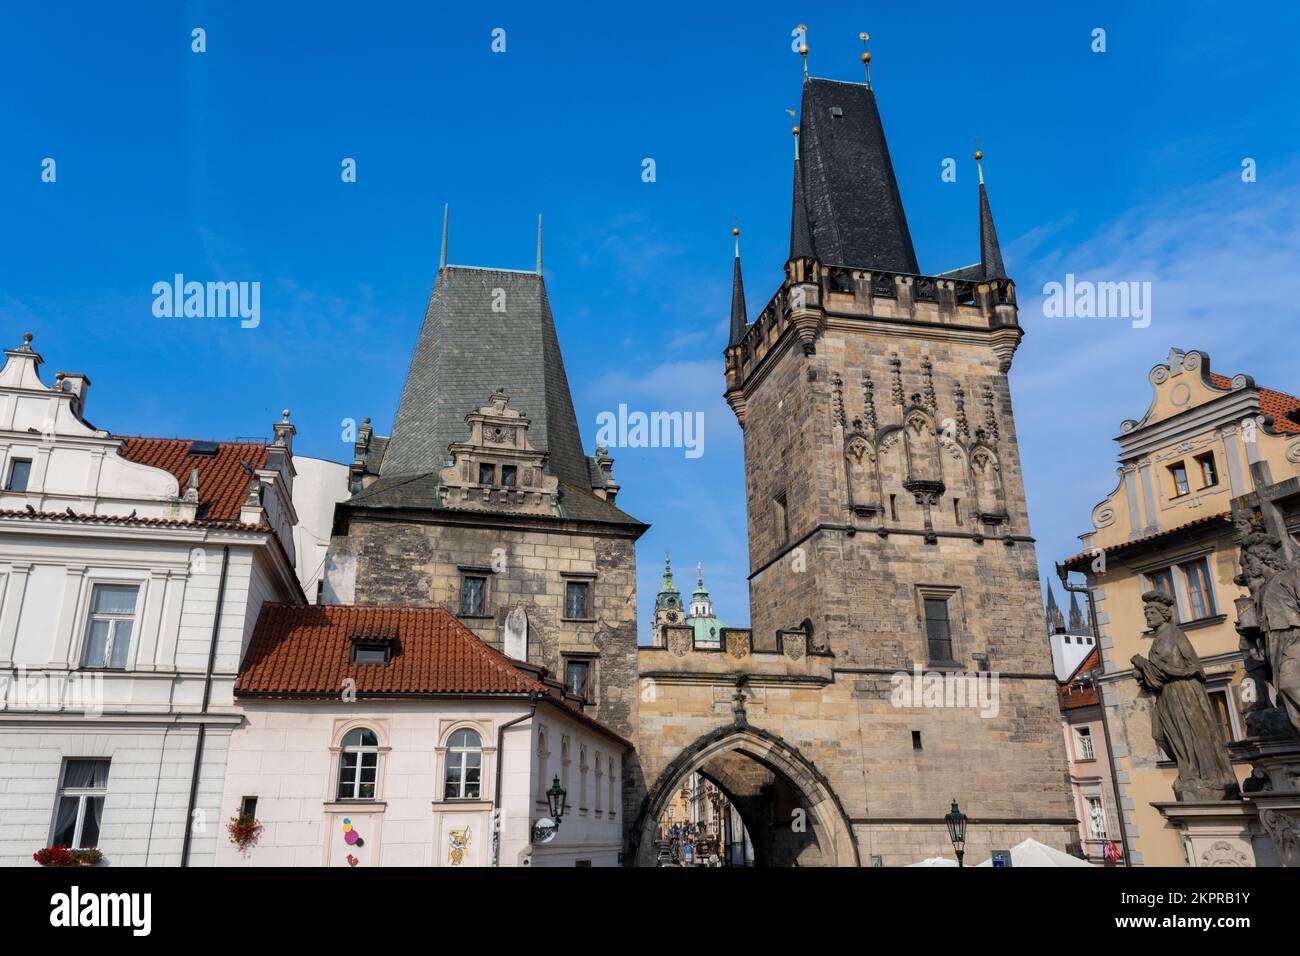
64, 759, 110, 789
51, 796, 79, 846
461, 578, 484, 615
93, 585, 138, 614
83, 621, 111, 667
109, 621, 133, 668
565, 583, 588, 619
82, 797, 104, 847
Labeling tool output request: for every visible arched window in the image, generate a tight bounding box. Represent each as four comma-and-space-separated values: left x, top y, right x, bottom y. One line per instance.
337, 728, 379, 800
444, 729, 483, 800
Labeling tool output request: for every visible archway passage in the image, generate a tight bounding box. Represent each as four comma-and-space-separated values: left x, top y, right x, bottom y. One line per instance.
653, 769, 755, 867
633, 725, 859, 867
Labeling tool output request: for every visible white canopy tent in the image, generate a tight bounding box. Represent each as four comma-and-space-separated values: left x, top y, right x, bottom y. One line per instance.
904, 856, 960, 867
974, 838, 1096, 867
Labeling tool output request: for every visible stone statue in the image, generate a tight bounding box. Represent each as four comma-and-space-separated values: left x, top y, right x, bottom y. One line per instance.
1238, 532, 1300, 741
1131, 591, 1240, 801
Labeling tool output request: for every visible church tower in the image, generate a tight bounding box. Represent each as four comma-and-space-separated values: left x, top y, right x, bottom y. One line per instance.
721, 36, 1074, 859
324, 213, 647, 736
653, 551, 684, 632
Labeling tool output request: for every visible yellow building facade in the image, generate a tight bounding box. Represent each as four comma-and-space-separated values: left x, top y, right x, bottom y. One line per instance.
1063, 348, 1300, 865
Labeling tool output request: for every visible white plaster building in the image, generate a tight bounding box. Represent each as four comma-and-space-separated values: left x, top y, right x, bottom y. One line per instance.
0, 334, 305, 866
218, 603, 628, 867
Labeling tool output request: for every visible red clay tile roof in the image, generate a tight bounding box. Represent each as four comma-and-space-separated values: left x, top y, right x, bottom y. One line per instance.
1062, 511, 1231, 570
1209, 372, 1300, 434
237, 604, 551, 697
115, 436, 269, 520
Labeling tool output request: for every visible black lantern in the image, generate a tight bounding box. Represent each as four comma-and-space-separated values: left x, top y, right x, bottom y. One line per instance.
546, 775, 567, 821
532, 776, 568, 844
944, 799, 969, 867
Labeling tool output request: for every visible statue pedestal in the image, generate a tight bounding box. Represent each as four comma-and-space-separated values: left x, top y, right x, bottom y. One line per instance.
1153, 800, 1280, 867
1234, 734, 1300, 867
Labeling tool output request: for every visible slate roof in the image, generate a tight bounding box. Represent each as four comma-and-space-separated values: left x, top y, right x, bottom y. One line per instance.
729, 251, 748, 346
794, 78, 918, 273
116, 436, 269, 520
978, 184, 1007, 279
383, 266, 590, 487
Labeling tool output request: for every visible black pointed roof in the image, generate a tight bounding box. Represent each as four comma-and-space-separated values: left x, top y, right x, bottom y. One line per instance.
979, 183, 1007, 279
382, 265, 590, 489
792, 78, 918, 273
789, 154, 814, 261
729, 248, 748, 346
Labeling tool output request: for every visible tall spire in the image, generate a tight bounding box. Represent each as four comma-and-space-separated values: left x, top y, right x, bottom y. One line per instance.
1068, 591, 1087, 632
789, 124, 814, 261
976, 151, 1007, 280
439, 203, 449, 269
689, 561, 714, 619
1044, 578, 1065, 633
729, 227, 748, 346
536, 212, 543, 274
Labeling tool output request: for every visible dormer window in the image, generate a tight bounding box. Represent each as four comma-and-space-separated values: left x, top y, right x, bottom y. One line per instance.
350, 637, 395, 665
478, 463, 496, 485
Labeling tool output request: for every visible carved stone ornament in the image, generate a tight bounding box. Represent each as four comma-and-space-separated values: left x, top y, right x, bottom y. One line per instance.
1259, 808, 1300, 867
1198, 840, 1249, 867
725, 630, 751, 660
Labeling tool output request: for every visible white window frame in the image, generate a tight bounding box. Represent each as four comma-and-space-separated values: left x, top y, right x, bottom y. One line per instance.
50, 758, 110, 849
79, 582, 142, 670
443, 728, 483, 801
336, 728, 381, 801
1084, 795, 1108, 840
1073, 725, 1096, 761
1206, 680, 1243, 743
1139, 550, 1218, 625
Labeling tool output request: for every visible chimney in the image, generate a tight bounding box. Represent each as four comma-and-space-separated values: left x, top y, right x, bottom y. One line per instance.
56, 372, 92, 417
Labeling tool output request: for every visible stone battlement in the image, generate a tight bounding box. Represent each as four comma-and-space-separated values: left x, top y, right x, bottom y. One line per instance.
640, 625, 834, 682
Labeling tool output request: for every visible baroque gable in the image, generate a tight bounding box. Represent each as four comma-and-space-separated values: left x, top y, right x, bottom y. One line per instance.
438, 388, 560, 516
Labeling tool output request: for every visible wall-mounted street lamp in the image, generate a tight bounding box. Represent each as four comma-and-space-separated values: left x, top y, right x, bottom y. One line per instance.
944, 799, 968, 867
531, 776, 568, 844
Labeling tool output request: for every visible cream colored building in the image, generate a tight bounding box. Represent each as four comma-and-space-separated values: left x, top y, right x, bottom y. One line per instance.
1062, 347, 1300, 865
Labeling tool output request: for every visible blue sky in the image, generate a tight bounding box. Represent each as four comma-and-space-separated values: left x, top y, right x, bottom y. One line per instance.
2, 2, 1298, 642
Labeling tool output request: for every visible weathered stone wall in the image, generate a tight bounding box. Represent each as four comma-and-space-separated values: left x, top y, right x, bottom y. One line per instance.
340, 516, 639, 738
665, 320, 1080, 865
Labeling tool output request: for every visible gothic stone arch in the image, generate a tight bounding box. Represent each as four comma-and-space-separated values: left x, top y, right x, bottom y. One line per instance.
631, 723, 859, 867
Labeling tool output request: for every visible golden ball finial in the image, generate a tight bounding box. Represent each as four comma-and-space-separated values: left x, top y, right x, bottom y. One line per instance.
792, 125, 800, 136
861, 51, 872, 63
974, 150, 983, 162
732, 227, 740, 237
799, 45, 808, 56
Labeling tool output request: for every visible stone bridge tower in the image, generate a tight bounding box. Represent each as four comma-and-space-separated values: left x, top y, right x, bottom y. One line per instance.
631, 45, 1075, 866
